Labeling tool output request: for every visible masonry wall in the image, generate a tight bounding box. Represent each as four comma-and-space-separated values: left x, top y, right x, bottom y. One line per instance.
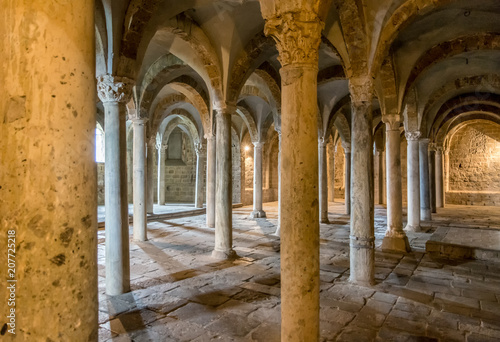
446, 122, 500, 206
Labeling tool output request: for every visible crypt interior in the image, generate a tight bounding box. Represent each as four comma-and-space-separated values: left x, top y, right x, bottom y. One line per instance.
1, 0, 500, 341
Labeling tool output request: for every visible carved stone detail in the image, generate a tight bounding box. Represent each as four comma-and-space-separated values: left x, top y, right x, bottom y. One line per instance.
405, 131, 421, 141
349, 76, 374, 103
264, 11, 324, 67
382, 115, 401, 131
194, 142, 206, 156
97, 74, 134, 104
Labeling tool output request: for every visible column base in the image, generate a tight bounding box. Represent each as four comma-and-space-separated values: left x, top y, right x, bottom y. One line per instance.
207, 223, 215, 228
381, 235, 410, 253
211, 249, 238, 260
349, 236, 375, 286
249, 210, 266, 219
320, 217, 330, 224
420, 209, 432, 221
405, 224, 421, 232
273, 226, 280, 237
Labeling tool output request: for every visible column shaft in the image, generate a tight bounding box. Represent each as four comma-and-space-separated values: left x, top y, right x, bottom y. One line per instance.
435, 148, 444, 208
132, 120, 147, 241
406, 133, 421, 231
274, 133, 282, 236
419, 139, 432, 221
157, 146, 166, 205
376, 150, 385, 205
0, 2, 97, 338
319, 140, 329, 223
212, 109, 235, 259
146, 144, 154, 214
250, 142, 266, 218
327, 144, 336, 202
344, 150, 352, 215
195, 144, 206, 208
206, 135, 216, 227
429, 148, 436, 213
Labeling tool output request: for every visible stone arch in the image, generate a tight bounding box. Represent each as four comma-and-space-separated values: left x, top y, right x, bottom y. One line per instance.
156, 109, 201, 147
436, 113, 500, 148
325, 95, 351, 138
235, 106, 259, 143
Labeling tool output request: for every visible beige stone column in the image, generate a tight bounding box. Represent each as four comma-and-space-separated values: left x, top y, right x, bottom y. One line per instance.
375, 149, 385, 205
274, 131, 282, 236
157, 143, 167, 205
146, 142, 155, 214
381, 115, 410, 252
435, 146, 444, 208
343, 142, 352, 215
195, 142, 207, 208
206, 134, 216, 227
265, 12, 322, 342
0, 2, 97, 339
429, 143, 437, 213
419, 138, 432, 221
98, 75, 133, 296
444, 149, 450, 192
405, 132, 421, 231
132, 118, 148, 241
319, 138, 330, 223
349, 77, 375, 285
250, 142, 267, 218
212, 106, 236, 259
327, 142, 336, 202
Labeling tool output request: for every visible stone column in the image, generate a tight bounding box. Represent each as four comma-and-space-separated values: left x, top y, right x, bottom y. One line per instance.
381, 115, 410, 252
419, 138, 432, 221
195, 142, 207, 208
429, 144, 436, 213
444, 149, 450, 192
98, 75, 133, 296
319, 138, 330, 223
250, 142, 267, 218
348, 77, 375, 285
405, 132, 421, 231
146, 142, 154, 214
327, 143, 336, 202
435, 147, 445, 208
375, 149, 385, 205
0, 2, 97, 338
206, 134, 216, 227
212, 106, 236, 259
274, 132, 282, 236
157, 143, 167, 205
132, 118, 148, 241
265, 12, 322, 342
343, 143, 352, 215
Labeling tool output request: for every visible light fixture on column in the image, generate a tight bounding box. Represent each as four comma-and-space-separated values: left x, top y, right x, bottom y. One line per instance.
244, 145, 250, 152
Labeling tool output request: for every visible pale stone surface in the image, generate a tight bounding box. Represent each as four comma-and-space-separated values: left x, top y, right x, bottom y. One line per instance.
406, 132, 421, 232
250, 142, 266, 218
419, 139, 432, 221
319, 138, 330, 223
0, 1, 98, 340
146, 143, 155, 214
156, 144, 167, 205
429, 145, 437, 214
132, 119, 148, 242
436, 147, 445, 208
344, 146, 352, 216
195, 143, 207, 209
206, 135, 216, 228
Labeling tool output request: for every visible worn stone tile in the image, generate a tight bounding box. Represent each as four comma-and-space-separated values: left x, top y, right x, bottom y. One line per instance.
168, 302, 219, 327
205, 314, 260, 337
248, 322, 281, 342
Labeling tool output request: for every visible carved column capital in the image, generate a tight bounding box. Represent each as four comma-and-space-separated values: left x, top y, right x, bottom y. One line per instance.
349, 76, 374, 103
382, 115, 401, 131
131, 117, 148, 125
318, 137, 328, 148
435, 146, 444, 153
97, 74, 134, 104
194, 142, 206, 156
253, 141, 264, 149
405, 131, 421, 141
342, 142, 351, 153
264, 11, 324, 67
428, 143, 437, 152
204, 132, 216, 142
214, 103, 237, 117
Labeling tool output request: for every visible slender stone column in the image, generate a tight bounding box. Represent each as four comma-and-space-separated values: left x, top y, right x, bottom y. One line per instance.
348, 77, 375, 285
319, 138, 330, 223
212, 106, 236, 259
0, 2, 97, 338
419, 138, 432, 221
429, 144, 436, 213
444, 149, 450, 192
265, 12, 323, 341
132, 118, 148, 241
195, 142, 207, 208
157, 143, 167, 205
343, 143, 352, 215
127, 145, 133, 203
405, 132, 421, 231
206, 134, 216, 227
376, 149, 385, 205
97, 75, 133, 296
381, 115, 410, 252
327, 143, 336, 202
146, 143, 154, 214
274, 132, 282, 236
250, 142, 267, 218
435, 147, 444, 208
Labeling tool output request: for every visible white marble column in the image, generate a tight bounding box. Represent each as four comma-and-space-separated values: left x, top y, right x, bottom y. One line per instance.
250, 141, 267, 218
0, 2, 97, 337
265, 13, 322, 341
274, 132, 282, 236
327, 143, 336, 202
206, 134, 216, 228
343, 142, 352, 216
405, 132, 421, 231
195, 142, 207, 209
319, 138, 329, 223
157, 143, 167, 205
375, 149, 385, 205
146, 143, 154, 214
381, 115, 410, 252
435, 146, 445, 208
429, 143, 437, 213
212, 106, 236, 259
419, 138, 432, 221
132, 118, 148, 241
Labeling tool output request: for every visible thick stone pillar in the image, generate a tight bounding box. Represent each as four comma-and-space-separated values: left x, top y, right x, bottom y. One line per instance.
435, 147, 444, 208
375, 149, 385, 205
319, 138, 330, 223
343, 143, 352, 215
98, 76, 133, 296
146, 143, 154, 214
206, 134, 216, 227
381, 115, 410, 252
419, 138, 432, 221
327, 143, 336, 202
0, 2, 97, 339
250, 142, 267, 218
405, 132, 421, 231
212, 106, 236, 259
429, 144, 437, 213
132, 119, 148, 241
274, 132, 282, 236
348, 77, 375, 285
265, 12, 322, 342
157, 143, 167, 205
195, 143, 206, 208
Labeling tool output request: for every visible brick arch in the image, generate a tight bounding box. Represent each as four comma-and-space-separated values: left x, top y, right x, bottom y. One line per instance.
151, 94, 201, 140
235, 105, 259, 143
159, 112, 201, 149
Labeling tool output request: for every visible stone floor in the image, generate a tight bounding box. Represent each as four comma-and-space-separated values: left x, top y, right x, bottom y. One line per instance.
98, 204, 202, 223
98, 202, 500, 342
